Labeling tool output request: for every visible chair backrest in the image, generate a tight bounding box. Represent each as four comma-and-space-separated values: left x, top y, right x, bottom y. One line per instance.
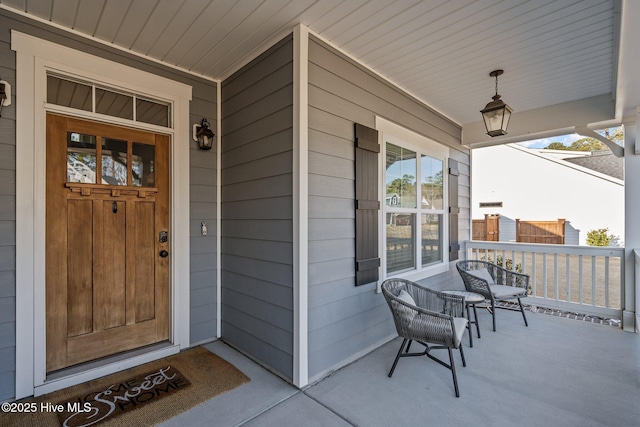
381, 278, 462, 347
456, 260, 496, 298
381, 278, 420, 337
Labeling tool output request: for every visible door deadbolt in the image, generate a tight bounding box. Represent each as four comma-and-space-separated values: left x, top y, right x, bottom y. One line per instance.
159, 231, 168, 243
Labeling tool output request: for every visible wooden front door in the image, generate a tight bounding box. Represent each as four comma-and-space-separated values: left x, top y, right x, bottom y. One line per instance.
46, 114, 170, 373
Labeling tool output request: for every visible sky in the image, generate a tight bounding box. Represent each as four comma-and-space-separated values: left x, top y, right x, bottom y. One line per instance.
516, 126, 623, 149
516, 133, 582, 149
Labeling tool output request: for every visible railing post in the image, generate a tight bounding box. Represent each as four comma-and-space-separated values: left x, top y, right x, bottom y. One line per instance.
624, 115, 638, 332
629, 249, 640, 332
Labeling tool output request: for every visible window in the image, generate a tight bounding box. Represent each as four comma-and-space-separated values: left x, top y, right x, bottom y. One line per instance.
47, 74, 171, 127
378, 118, 448, 281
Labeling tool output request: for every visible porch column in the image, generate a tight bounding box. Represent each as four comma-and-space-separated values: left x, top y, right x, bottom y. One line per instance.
623, 109, 639, 332
292, 24, 309, 387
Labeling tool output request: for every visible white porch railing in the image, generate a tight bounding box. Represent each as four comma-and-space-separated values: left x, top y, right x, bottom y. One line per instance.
463, 241, 624, 320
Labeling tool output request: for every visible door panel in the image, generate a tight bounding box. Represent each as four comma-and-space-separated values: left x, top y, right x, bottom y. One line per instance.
46, 113, 170, 372
67, 199, 93, 337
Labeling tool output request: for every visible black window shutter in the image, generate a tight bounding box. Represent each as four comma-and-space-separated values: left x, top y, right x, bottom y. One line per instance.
354, 123, 380, 286
448, 158, 460, 261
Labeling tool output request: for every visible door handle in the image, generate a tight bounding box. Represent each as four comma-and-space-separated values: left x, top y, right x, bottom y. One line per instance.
159, 250, 169, 258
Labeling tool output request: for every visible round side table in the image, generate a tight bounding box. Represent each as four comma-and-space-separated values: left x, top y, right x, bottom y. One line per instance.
442, 290, 484, 347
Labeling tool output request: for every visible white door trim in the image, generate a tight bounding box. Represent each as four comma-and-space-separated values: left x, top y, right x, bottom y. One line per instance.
11, 31, 192, 398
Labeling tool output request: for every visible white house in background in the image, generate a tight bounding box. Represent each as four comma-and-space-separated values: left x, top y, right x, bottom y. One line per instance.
471, 144, 624, 246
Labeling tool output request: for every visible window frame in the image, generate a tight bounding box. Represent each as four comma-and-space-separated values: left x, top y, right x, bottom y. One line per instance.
376, 117, 449, 289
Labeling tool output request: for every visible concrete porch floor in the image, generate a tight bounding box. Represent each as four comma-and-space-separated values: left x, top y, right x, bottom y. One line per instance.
160, 309, 640, 427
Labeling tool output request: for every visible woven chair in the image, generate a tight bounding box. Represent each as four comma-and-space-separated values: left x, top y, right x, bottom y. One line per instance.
381, 278, 468, 397
456, 260, 529, 332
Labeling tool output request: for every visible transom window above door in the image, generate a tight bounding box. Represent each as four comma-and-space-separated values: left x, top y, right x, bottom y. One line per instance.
47, 74, 171, 127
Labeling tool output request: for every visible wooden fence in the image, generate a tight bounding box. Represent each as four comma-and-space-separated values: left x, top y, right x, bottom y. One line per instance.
472, 214, 499, 241
516, 218, 565, 244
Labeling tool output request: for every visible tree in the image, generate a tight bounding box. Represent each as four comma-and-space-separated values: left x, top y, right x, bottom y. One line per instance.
386, 174, 416, 205
543, 127, 623, 151
586, 228, 616, 246
546, 142, 567, 150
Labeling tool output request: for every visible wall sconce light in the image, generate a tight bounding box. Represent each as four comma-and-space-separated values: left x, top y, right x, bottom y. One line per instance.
192, 118, 215, 150
480, 69, 513, 137
0, 78, 12, 118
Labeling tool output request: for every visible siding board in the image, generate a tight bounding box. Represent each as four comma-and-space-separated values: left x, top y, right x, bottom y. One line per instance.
222, 174, 292, 202
309, 218, 354, 241
223, 237, 292, 265
308, 128, 354, 160
223, 253, 292, 287
223, 129, 293, 168
0, 271, 15, 298
223, 288, 293, 334
309, 151, 354, 180
222, 152, 293, 185
223, 219, 293, 242
223, 270, 292, 309
222, 36, 293, 100
222, 106, 293, 150
308, 174, 353, 199
223, 85, 293, 134
309, 238, 353, 264
221, 322, 292, 378
223, 63, 293, 118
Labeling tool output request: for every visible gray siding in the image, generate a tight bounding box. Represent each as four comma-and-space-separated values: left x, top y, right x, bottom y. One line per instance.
0, 12, 17, 402
189, 94, 218, 345
0, 9, 218, 401
307, 36, 469, 380
221, 36, 294, 380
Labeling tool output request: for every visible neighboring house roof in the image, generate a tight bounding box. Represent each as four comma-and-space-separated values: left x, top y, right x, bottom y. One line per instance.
562, 151, 624, 181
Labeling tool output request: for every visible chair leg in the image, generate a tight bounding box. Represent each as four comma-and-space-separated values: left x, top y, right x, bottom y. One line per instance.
459, 344, 466, 368
472, 304, 481, 338
518, 298, 529, 327
448, 348, 460, 398
465, 304, 473, 347
405, 340, 412, 353
491, 300, 497, 331
388, 338, 407, 377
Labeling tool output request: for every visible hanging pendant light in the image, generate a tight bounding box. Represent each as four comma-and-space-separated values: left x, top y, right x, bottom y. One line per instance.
480, 69, 513, 137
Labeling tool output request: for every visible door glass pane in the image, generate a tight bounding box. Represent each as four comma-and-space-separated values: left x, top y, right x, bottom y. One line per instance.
96, 88, 133, 120
386, 213, 415, 273
67, 132, 97, 183
101, 138, 128, 185
137, 98, 170, 127
386, 143, 416, 208
421, 155, 443, 209
422, 214, 443, 266
132, 142, 155, 187
48, 75, 92, 112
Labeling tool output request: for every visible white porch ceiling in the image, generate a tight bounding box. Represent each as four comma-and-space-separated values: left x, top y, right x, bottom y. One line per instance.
3, 0, 638, 145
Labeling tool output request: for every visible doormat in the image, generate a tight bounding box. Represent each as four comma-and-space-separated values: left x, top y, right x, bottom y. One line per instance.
1, 347, 250, 427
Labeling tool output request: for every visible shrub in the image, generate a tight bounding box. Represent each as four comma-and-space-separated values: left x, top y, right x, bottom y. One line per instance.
586, 228, 616, 246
